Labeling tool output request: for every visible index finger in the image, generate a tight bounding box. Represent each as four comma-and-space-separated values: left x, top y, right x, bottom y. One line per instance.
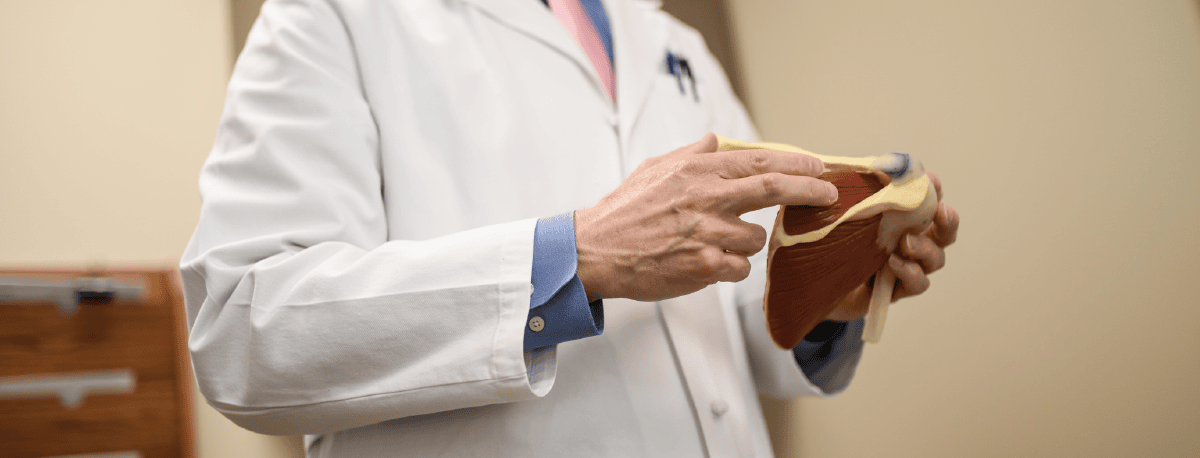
717, 173, 839, 215
705, 148, 825, 179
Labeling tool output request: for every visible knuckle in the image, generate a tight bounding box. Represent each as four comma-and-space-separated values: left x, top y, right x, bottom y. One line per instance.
892, 258, 919, 280
746, 150, 771, 170
692, 185, 722, 206
758, 173, 782, 199
912, 236, 933, 257
680, 187, 719, 214
680, 156, 708, 175
801, 155, 824, 176
904, 260, 923, 278
684, 253, 710, 277
896, 269, 927, 293
640, 156, 662, 170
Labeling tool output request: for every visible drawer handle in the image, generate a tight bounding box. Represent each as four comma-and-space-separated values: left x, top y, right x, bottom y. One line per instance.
45, 452, 142, 458
0, 369, 136, 409
0, 277, 145, 316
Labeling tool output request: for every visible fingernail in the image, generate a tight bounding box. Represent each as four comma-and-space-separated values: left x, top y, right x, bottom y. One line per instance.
905, 234, 916, 253
825, 183, 839, 203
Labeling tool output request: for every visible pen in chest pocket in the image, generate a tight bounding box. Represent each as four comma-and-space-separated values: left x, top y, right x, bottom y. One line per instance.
665, 51, 698, 101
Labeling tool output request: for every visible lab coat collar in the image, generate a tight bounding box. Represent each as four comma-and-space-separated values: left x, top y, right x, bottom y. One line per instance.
462, 0, 667, 141
462, 0, 612, 108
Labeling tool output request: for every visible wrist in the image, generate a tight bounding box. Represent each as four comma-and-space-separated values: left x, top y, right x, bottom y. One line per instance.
574, 206, 613, 303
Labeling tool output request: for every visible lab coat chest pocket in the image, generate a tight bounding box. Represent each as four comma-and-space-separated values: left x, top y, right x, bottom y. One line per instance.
639, 56, 716, 149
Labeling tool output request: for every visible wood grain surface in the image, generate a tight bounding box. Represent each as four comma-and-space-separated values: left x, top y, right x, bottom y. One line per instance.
0, 269, 195, 458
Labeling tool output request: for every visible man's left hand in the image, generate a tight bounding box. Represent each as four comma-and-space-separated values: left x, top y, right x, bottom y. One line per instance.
823, 171, 960, 321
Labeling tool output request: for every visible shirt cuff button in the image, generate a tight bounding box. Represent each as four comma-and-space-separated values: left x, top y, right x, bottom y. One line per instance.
528, 316, 545, 332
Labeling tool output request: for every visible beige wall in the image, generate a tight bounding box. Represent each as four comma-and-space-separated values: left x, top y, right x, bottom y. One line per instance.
6, 1, 1199, 457
0, 1, 224, 266
0, 1, 297, 457
724, 1, 1200, 457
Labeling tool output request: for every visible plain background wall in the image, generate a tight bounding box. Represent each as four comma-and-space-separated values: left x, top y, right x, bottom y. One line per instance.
3, 1, 1198, 457
0, 1, 300, 457
723, 1, 1200, 457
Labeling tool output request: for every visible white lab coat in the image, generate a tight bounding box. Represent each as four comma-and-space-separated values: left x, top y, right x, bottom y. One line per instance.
180, 0, 863, 456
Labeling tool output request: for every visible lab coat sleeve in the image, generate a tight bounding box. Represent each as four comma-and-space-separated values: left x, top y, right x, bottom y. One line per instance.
180, 0, 547, 435
685, 24, 865, 398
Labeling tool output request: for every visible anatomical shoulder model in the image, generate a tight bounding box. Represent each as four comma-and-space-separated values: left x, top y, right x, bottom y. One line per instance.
716, 137, 939, 349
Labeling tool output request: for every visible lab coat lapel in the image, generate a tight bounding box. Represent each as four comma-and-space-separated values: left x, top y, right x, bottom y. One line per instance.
606, 0, 668, 153
462, 0, 611, 105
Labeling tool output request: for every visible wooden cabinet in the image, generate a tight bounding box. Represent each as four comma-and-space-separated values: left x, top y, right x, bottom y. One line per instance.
0, 269, 196, 458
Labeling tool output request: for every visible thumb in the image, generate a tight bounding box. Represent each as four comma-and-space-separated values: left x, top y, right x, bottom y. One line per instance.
687, 132, 720, 154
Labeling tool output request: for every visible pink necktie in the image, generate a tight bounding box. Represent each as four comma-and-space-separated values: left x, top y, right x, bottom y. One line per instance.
547, 0, 616, 101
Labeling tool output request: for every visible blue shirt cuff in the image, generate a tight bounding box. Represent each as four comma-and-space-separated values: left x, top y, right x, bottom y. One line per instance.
525, 212, 604, 350
793, 318, 865, 386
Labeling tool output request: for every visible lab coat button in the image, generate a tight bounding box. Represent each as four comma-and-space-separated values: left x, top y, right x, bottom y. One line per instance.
529, 316, 545, 332
530, 283, 535, 297
711, 401, 728, 417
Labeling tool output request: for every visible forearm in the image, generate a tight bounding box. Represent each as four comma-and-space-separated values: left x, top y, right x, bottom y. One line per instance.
183, 218, 541, 435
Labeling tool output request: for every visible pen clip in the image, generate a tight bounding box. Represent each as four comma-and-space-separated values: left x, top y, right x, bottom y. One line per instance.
665, 51, 698, 102
666, 51, 685, 93
678, 58, 698, 102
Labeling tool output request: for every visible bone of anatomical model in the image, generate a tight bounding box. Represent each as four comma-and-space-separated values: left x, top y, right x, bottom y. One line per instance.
716, 137, 939, 349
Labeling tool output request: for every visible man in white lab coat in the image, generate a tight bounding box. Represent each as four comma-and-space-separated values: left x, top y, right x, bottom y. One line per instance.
180, 0, 959, 456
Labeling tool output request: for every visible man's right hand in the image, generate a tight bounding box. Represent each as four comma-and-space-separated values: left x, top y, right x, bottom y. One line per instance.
574, 133, 838, 303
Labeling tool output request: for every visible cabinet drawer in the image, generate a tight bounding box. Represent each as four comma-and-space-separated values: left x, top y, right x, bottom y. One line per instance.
0, 270, 194, 458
